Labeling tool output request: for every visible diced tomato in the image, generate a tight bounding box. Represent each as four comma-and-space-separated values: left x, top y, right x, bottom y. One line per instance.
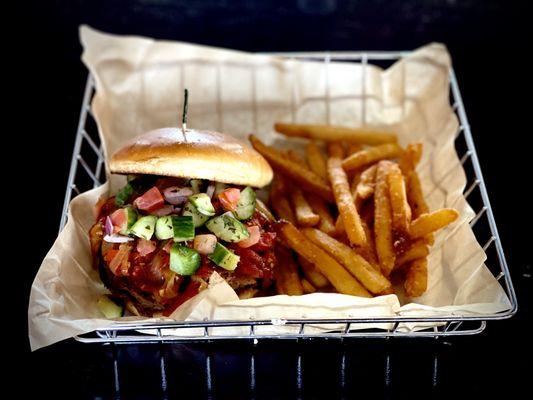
110, 208, 126, 233
250, 231, 276, 252
104, 248, 119, 264
237, 226, 261, 248
233, 248, 265, 278
162, 280, 201, 316
163, 240, 174, 253
218, 188, 241, 211
98, 197, 118, 220
194, 260, 216, 280
137, 239, 156, 257
133, 187, 165, 212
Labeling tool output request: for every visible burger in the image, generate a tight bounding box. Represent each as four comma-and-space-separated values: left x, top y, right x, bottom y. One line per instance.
89, 127, 277, 317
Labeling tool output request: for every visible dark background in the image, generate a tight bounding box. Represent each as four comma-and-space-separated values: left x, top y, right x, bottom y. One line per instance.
10, 0, 531, 398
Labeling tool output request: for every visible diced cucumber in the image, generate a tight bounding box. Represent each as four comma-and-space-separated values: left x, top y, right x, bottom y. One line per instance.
188, 193, 215, 216
234, 186, 256, 220
97, 295, 124, 318
155, 216, 174, 240
119, 206, 138, 235
172, 216, 195, 242
183, 201, 210, 227
115, 183, 134, 206
170, 244, 201, 275
214, 182, 228, 195
206, 214, 250, 242
208, 243, 240, 271
190, 179, 203, 194
131, 216, 157, 240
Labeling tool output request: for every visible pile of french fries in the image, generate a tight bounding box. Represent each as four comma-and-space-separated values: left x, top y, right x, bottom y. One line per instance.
250, 123, 459, 299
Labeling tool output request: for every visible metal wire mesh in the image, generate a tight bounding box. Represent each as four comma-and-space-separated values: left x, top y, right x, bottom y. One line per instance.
62, 51, 517, 342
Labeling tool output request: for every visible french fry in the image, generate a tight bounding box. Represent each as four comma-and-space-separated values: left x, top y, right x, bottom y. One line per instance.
409, 209, 459, 239
395, 240, 429, 267
287, 149, 307, 166
276, 221, 371, 297
407, 172, 429, 218
250, 135, 333, 202
274, 245, 303, 295
347, 143, 363, 155
399, 142, 423, 178
298, 255, 329, 289
387, 163, 411, 236
307, 194, 336, 235
354, 164, 377, 200
404, 258, 428, 297
342, 143, 403, 172
269, 175, 297, 224
305, 141, 328, 180
327, 141, 345, 158
327, 157, 366, 246
374, 161, 396, 276
290, 188, 320, 227
274, 122, 398, 145
303, 228, 392, 294
360, 221, 379, 268
334, 215, 344, 236
406, 170, 434, 245
301, 278, 316, 294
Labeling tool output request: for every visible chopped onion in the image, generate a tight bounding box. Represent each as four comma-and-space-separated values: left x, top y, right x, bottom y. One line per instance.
104, 234, 134, 243
237, 226, 261, 248
104, 216, 114, 236
222, 211, 237, 219
194, 234, 218, 255
163, 186, 194, 205
152, 205, 174, 216
205, 182, 216, 199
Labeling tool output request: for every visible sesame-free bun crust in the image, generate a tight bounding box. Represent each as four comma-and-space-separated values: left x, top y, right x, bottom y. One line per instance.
110, 128, 273, 187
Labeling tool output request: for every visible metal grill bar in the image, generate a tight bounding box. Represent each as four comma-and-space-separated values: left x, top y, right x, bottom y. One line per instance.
60, 50, 516, 343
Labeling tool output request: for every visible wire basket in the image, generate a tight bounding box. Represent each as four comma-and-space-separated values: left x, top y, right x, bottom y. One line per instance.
64, 51, 517, 343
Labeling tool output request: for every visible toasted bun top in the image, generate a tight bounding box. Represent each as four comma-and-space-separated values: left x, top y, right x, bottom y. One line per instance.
109, 128, 273, 187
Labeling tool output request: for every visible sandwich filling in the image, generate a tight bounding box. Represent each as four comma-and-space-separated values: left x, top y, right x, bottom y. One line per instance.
89, 175, 277, 317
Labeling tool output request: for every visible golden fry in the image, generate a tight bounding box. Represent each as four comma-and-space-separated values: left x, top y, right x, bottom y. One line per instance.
387, 163, 411, 236
298, 256, 329, 289
301, 278, 316, 294
374, 161, 396, 276
407, 172, 429, 218
347, 143, 363, 155
287, 149, 307, 166
274, 122, 397, 145
328, 157, 366, 246
290, 188, 320, 227
274, 245, 303, 295
303, 228, 392, 294
409, 209, 459, 239
360, 220, 379, 268
342, 143, 403, 172
399, 142, 423, 178
277, 221, 371, 297
250, 135, 333, 201
395, 240, 429, 267
269, 175, 297, 224
307, 194, 336, 235
354, 164, 377, 200
334, 215, 344, 236
404, 258, 428, 297
406, 170, 434, 244
305, 141, 328, 180
327, 142, 345, 158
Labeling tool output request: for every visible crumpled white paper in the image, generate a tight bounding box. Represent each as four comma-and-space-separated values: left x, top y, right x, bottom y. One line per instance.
28, 26, 510, 351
